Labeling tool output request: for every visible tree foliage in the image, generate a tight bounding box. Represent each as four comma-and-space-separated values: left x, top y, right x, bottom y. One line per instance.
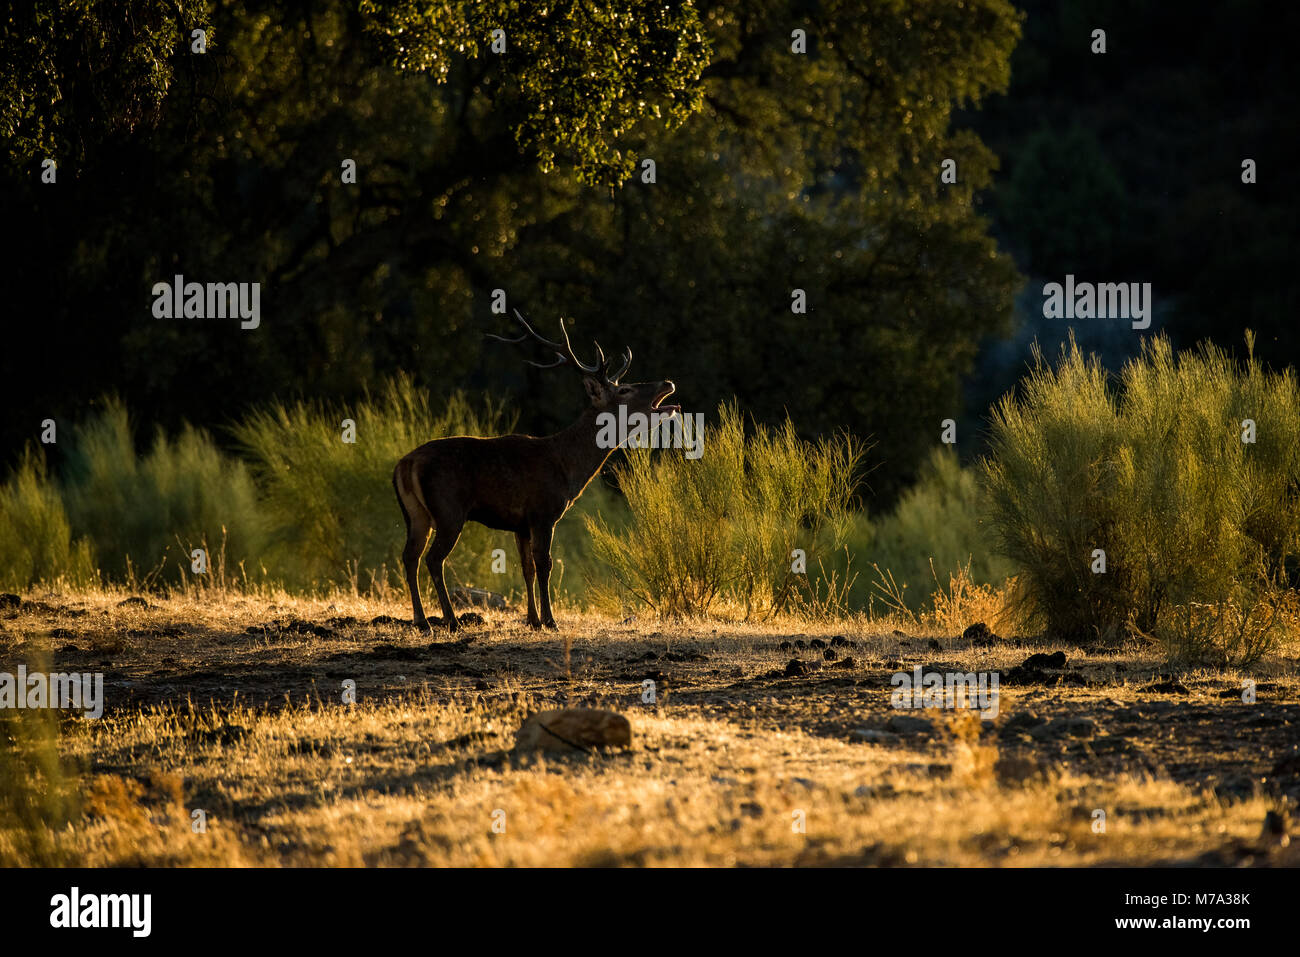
1, 1, 213, 166
1, 0, 1023, 504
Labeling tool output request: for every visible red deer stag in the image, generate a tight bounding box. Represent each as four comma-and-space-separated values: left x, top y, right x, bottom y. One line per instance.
392, 311, 678, 633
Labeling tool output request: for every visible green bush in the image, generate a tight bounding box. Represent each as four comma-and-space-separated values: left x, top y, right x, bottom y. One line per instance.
0, 449, 96, 591
60, 401, 266, 587
855, 447, 1014, 612
231, 376, 610, 601
0, 698, 79, 866
1, 383, 618, 603
232, 376, 514, 592
983, 332, 1300, 662
586, 402, 864, 619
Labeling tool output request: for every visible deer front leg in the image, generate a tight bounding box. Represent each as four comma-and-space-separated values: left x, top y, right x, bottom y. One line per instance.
515, 531, 541, 629
424, 522, 463, 633
530, 523, 558, 630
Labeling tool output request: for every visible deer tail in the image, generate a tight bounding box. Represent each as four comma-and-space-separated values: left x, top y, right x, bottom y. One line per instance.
394, 457, 437, 525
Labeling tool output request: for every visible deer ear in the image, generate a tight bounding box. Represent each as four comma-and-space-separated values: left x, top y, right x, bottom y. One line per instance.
582, 375, 605, 403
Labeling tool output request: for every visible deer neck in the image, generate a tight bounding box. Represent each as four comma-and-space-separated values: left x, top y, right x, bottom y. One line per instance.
549, 407, 617, 501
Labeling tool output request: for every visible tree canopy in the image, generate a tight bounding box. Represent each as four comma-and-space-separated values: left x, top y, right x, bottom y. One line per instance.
2, 0, 1024, 502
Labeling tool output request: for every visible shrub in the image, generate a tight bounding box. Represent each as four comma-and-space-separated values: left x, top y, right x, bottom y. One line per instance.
0, 656, 80, 866
858, 447, 1014, 612
1149, 576, 1296, 668
586, 402, 864, 619
0, 449, 96, 591
232, 376, 612, 602
61, 401, 266, 587
231, 376, 517, 592
3, 383, 616, 604
983, 332, 1300, 662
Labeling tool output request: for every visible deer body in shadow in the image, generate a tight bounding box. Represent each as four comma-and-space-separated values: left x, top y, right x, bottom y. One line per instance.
393, 311, 678, 632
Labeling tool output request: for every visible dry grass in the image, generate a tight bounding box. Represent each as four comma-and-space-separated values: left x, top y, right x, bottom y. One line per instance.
1, 587, 1298, 867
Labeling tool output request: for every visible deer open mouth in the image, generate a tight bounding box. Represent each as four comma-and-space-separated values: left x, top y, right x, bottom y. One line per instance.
652, 385, 680, 416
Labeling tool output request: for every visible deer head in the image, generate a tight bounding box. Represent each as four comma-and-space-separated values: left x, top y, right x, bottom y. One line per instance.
488, 309, 679, 419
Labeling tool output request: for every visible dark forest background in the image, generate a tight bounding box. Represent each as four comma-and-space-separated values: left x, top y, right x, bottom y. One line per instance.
1, 0, 1295, 507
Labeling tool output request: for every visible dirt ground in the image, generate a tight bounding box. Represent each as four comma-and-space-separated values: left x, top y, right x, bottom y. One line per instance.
2, 589, 1298, 866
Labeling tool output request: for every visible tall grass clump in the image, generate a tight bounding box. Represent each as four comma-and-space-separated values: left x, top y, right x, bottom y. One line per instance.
233, 376, 525, 594
60, 401, 267, 588
0, 654, 80, 866
0, 449, 96, 591
984, 332, 1300, 664
586, 402, 865, 619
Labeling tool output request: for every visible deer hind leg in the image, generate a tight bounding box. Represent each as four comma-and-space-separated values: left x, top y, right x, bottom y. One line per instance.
530, 522, 558, 630
515, 531, 540, 629
394, 465, 433, 629
424, 518, 464, 632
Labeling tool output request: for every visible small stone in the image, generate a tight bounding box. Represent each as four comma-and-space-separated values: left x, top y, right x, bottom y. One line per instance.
514, 709, 632, 753
1022, 651, 1067, 670
962, 622, 997, 645
1140, 675, 1190, 695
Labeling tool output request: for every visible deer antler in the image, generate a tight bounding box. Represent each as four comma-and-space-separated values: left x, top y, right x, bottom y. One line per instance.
605, 347, 632, 384
488, 309, 632, 383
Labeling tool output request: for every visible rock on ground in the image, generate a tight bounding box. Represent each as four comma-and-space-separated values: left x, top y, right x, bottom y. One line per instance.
514, 709, 632, 753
